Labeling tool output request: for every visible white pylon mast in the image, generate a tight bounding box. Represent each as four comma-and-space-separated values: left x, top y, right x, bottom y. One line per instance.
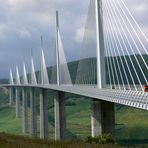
31, 54, 37, 85
16, 65, 21, 85
10, 68, 14, 85
40, 36, 44, 85
95, 0, 106, 88
56, 11, 60, 86
40, 36, 49, 85
23, 62, 28, 85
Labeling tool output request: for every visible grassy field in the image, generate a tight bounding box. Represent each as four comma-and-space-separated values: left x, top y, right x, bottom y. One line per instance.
116, 105, 148, 144
0, 106, 22, 134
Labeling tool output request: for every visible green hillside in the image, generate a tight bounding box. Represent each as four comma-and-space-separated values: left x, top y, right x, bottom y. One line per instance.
0, 88, 9, 105
1, 95, 148, 145
116, 105, 148, 144
0, 106, 22, 134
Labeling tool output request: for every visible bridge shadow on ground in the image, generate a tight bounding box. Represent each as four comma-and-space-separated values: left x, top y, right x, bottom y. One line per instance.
48, 113, 78, 139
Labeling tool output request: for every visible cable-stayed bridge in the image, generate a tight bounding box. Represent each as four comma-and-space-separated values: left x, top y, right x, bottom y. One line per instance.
0, 0, 148, 140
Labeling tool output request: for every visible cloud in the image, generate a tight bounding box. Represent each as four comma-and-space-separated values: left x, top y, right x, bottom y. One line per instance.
0, 0, 147, 78
74, 27, 84, 43
17, 29, 31, 38
0, 0, 90, 78
0, 24, 7, 39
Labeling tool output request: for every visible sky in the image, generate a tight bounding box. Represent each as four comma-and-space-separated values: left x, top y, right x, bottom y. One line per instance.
0, 0, 147, 78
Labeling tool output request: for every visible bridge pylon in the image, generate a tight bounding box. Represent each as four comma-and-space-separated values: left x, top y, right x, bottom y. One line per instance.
30, 87, 37, 137
91, 99, 115, 137
91, 0, 115, 137
56, 11, 60, 86
22, 87, 28, 134
95, 0, 106, 89
54, 91, 66, 140
9, 68, 14, 106
15, 65, 21, 118
40, 88, 48, 139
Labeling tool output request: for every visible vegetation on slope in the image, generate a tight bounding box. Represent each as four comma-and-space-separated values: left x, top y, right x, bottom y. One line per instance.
0, 88, 9, 105
0, 132, 121, 148
0, 106, 22, 134
116, 105, 148, 144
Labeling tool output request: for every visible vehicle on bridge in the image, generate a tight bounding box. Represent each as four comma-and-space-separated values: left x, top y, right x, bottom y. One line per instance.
144, 85, 148, 92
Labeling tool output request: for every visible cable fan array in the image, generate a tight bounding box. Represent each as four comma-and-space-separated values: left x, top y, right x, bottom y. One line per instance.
103, 0, 148, 91
75, 0, 97, 86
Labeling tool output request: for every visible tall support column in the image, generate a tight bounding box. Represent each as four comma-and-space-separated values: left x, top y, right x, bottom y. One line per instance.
30, 87, 37, 137
40, 88, 48, 139
22, 87, 28, 134
91, 99, 102, 136
54, 91, 66, 140
103, 101, 115, 136
9, 87, 13, 106
16, 87, 21, 118
91, 99, 115, 137
95, 0, 106, 88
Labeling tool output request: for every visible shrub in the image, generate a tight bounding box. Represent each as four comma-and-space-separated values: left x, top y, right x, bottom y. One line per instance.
86, 136, 94, 143
86, 133, 115, 144
103, 133, 115, 144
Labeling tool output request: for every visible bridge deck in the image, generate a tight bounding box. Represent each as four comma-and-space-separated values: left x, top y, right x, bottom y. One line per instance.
1, 84, 148, 110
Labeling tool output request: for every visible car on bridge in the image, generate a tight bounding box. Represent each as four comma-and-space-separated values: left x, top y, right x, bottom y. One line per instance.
143, 85, 148, 92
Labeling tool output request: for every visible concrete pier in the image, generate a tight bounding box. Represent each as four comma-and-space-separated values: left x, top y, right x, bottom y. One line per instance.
102, 101, 115, 135
16, 87, 21, 118
22, 87, 28, 133
40, 88, 48, 139
54, 91, 66, 140
30, 87, 37, 137
91, 99, 115, 137
9, 87, 13, 106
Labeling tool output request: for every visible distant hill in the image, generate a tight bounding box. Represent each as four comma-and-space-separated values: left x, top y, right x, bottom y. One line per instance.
0, 54, 147, 85
47, 54, 148, 85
